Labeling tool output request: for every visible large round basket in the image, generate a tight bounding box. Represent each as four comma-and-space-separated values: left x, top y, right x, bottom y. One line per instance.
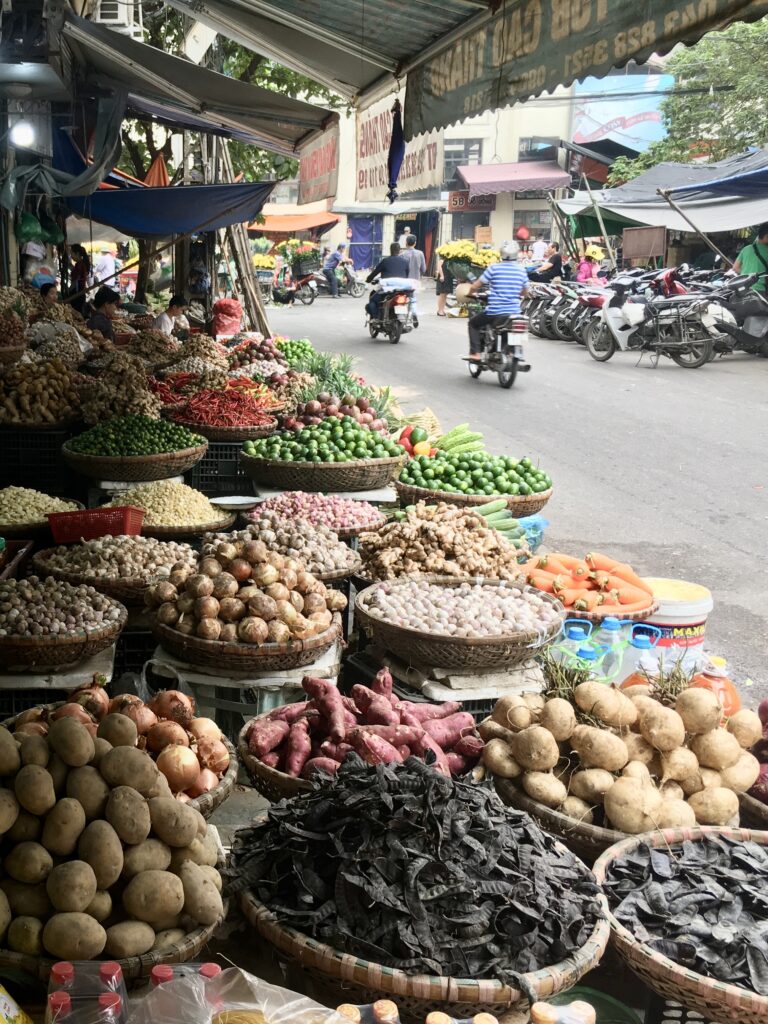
237, 714, 311, 802
355, 576, 564, 669
152, 615, 341, 673
495, 780, 768, 864
0, 604, 127, 671
593, 827, 768, 1024
140, 512, 237, 541
31, 547, 163, 605
170, 417, 278, 443
394, 480, 552, 518
240, 453, 405, 493
0, 502, 84, 540
240, 865, 609, 1020
540, 602, 659, 624
62, 441, 208, 482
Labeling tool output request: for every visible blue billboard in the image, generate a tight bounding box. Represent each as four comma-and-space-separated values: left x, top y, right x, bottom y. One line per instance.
572, 74, 674, 153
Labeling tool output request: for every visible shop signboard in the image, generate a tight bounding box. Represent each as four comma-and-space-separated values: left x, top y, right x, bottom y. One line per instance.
298, 122, 339, 205
404, 0, 768, 138
357, 90, 443, 201
448, 191, 496, 212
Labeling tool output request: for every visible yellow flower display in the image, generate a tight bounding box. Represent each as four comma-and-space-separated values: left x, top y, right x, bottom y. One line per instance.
437, 240, 500, 266
252, 254, 276, 269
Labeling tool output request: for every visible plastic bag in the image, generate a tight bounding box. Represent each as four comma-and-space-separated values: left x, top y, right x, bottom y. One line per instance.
212, 298, 242, 337
17, 210, 42, 242
517, 514, 549, 553
126, 966, 346, 1024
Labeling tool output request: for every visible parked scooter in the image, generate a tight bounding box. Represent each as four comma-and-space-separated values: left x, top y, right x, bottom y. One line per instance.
703, 273, 768, 356
366, 281, 415, 344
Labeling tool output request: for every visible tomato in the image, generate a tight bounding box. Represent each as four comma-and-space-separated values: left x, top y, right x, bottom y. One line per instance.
691, 672, 741, 718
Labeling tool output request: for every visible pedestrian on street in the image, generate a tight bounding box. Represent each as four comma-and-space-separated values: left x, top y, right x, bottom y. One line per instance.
465, 241, 529, 362
398, 224, 412, 249
322, 244, 347, 298
435, 256, 454, 316
401, 234, 426, 327
734, 222, 768, 291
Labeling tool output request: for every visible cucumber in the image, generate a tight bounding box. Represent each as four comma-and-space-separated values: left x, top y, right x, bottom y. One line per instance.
475, 499, 508, 516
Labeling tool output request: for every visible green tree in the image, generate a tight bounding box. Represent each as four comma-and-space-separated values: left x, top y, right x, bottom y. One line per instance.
607, 17, 768, 185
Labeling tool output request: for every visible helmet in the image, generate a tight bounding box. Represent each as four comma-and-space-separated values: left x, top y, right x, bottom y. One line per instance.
499, 241, 520, 261
585, 244, 604, 260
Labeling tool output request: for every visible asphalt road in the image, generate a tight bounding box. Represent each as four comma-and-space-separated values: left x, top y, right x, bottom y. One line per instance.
269, 291, 767, 705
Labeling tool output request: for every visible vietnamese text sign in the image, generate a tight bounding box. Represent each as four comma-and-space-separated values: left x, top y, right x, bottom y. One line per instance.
357, 91, 443, 202
298, 122, 339, 205
404, 0, 768, 138
448, 190, 496, 213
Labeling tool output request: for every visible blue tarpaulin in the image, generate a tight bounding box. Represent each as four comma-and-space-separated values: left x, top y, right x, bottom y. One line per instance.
667, 150, 768, 198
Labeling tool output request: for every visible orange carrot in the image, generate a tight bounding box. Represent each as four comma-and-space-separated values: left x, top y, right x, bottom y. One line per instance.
599, 591, 620, 606
610, 563, 654, 596
591, 571, 612, 591
573, 591, 604, 611
550, 553, 586, 571
529, 574, 556, 593
556, 588, 585, 607
585, 551, 618, 573
608, 598, 653, 614
535, 554, 570, 575
614, 586, 653, 607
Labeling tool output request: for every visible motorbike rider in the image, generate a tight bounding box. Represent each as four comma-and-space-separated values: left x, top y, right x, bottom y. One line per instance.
365, 243, 410, 320
733, 222, 768, 292
466, 241, 529, 362
322, 244, 350, 298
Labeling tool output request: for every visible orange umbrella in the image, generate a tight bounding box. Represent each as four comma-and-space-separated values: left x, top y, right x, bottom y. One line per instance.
144, 154, 170, 188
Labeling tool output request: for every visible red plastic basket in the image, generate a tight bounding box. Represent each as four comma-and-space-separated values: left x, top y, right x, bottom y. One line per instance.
47, 506, 146, 544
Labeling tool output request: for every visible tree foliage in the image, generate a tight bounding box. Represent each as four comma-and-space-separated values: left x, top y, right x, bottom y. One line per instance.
607, 17, 768, 185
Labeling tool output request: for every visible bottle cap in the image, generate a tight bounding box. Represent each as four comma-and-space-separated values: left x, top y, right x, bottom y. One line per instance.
99, 993, 122, 1017
600, 616, 622, 631
99, 962, 123, 987
336, 1006, 362, 1024
631, 635, 652, 649
372, 1000, 399, 1023
566, 627, 587, 640
425, 1014, 452, 1024
51, 962, 75, 988
151, 965, 175, 987
576, 646, 597, 660
48, 992, 72, 1017
198, 963, 222, 979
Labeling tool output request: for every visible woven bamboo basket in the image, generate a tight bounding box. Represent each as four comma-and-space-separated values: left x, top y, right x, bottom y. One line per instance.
544, 602, 659, 624
170, 417, 278, 442
0, 604, 127, 671
355, 577, 564, 669
337, 518, 385, 540
593, 827, 768, 1024
316, 551, 361, 582
152, 614, 341, 673
0, 501, 84, 540
495, 780, 768, 864
237, 715, 311, 802
141, 512, 237, 540
240, 453, 405, 493
62, 441, 208, 482
32, 548, 156, 605
395, 480, 552, 517
240, 863, 609, 1019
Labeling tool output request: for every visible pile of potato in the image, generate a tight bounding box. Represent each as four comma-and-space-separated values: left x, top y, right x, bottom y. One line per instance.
0, 714, 224, 961
482, 684, 763, 832
0, 359, 79, 425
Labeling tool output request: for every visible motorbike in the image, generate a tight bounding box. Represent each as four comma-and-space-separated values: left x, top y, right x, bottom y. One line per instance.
703, 273, 768, 356
367, 282, 415, 344
306, 264, 366, 299
465, 296, 531, 389
585, 276, 715, 368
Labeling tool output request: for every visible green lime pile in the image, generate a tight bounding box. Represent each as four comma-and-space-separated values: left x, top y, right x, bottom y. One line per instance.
68, 416, 205, 457
242, 418, 401, 463
274, 336, 314, 366
400, 452, 551, 497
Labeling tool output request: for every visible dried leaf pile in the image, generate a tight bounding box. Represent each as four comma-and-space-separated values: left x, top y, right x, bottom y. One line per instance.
228, 754, 601, 981
603, 835, 768, 995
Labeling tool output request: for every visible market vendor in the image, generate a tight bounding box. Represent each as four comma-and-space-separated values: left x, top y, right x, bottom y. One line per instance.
153, 294, 188, 335
733, 222, 768, 291
39, 281, 58, 307
85, 285, 120, 341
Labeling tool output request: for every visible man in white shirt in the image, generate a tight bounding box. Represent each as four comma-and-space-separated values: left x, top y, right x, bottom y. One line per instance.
398, 224, 412, 249
401, 234, 427, 328
95, 245, 117, 283
153, 294, 188, 335
531, 236, 548, 261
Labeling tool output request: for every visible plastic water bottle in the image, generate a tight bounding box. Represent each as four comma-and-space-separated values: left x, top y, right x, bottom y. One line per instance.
618, 634, 659, 687
575, 645, 602, 678
550, 625, 589, 663
592, 616, 627, 679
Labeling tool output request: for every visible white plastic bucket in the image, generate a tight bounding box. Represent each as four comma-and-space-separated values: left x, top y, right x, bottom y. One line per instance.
642, 578, 713, 671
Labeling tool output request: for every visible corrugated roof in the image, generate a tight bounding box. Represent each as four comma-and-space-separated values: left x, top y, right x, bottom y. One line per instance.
458, 161, 570, 198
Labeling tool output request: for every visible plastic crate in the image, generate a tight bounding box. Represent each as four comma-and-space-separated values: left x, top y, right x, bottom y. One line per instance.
184, 443, 252, 497
0, 688, 69, 720
48, 506, 145, 543
113, 629, 157, 678
390, 680, 496, 722
0, 427, 86, 500
292, 258, 320, 277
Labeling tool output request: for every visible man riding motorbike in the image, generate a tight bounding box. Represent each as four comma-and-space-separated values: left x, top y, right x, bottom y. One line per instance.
365, 243, 410, 320
466, 241, 529, 361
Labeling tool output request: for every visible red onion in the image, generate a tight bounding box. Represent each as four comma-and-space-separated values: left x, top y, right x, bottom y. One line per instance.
109, 694, 143, 715
198, 556, 223, 578
212, 572, 238, 600
196, 618, 222, 641
187, 768, 219, 797
147, 720, 190, 753
229, 558, 252, 582
149, 689, 195, 725
751, 763, 768, 805
120, 703, 157, 736
50, 704, 95, 725
157, 745, 199, 792
194, 596, 220, 619
219, 597, 246, 623
185, 574, 214, 598
196, 737, 230, 775
67, 684, 110, 722
188, 717, 221, 743
237, 616, 268, 644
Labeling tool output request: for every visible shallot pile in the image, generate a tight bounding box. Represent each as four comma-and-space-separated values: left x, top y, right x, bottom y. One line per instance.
34, 536, 196, 581
361, 579, 562, 638
0, 578, 123, 638
246, 492, 383, 534
205, 515, 355, 576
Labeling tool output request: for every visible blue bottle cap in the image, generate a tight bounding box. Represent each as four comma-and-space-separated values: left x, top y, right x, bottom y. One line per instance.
566, 626, 587, 640
631, 635, 652, 649
576, 646, 597, 660
600, 617, 622, 631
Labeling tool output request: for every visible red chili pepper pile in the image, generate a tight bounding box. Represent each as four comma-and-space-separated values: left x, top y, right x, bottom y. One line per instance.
171, 389, 276, 427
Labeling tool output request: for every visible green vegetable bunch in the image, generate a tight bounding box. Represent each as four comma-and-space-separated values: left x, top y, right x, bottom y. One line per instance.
243, 417, 402, 463
400, 451, 551, 497
69, 416, 205, 457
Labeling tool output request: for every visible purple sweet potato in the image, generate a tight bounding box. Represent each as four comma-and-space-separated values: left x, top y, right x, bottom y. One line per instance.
397, 745, 411, 760
394, 700, 461, 723
424, 712, 476, 749
411, 731, 450, 775
351, 685, 399, 725
284, 720, 312, 777
371, 667, 398, 706
341, 695, 362, 717
446, 752, 468, 775
248, 719, 290, 758
315, 687, 347, 742
301, 757, 339, 779
301, 676, 332, 700
352, 724, 423, 747
347, 729, 403, 766
267, 701, 312, 724
453, 734, 485, 759
261, 751, 280, 769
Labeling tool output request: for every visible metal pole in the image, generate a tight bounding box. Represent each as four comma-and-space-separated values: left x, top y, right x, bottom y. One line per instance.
581, 174, 616, 271
656, 189, 733, 267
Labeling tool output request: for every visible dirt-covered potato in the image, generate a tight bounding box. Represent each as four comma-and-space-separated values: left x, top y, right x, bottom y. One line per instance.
90, 737, 112, 766
512, 726, 559, 771
169, 830, 218, 871
0, 890, 10, 943
7, 810, 39, 843
539, 698, 576, 741
85, 890, 112, 923
0, 880, 52, 919
46, 861, 98, 913
123, 839, 172, 879
19, 734, 50, 768
43, 913, 106, 960
105, 786, 151, 845
99, 746, 159, 796
123, 870, 184, 926
0, 727, 20, 775
14, 764, 56, 815
152, 927, 186, 952
47, 754, 69, 795
66, 766, 111, 821
48, 718, 95, 768
41, 798, 86, 856
570, 725, 629, 772
521, 771, 567, 808
7, 916, 44, 955
78, 820, 124, 889
568, 768, 615, 804
198, 865, 222, 892
687, 786, 739, 825
97, 714, 138, 748
638, 705, 686, 753
559, 795, 594, 824
4, 842, 53, 883
0, 788, 20, 835
726, 709, 763, 750
148, 798, 198, 848
178, 861, 223, 926
105, 921, 156, 958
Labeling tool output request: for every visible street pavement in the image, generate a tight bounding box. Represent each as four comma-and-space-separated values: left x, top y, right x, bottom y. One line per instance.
268, 291, 768, 704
